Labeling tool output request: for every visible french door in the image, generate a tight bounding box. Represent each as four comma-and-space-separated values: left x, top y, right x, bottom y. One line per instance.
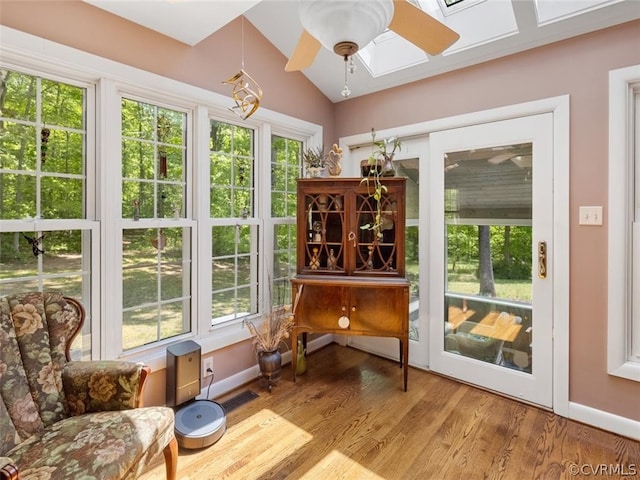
428, 114, 554, 408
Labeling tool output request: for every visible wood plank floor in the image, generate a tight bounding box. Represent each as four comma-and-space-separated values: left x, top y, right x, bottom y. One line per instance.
141, 344, 640, 480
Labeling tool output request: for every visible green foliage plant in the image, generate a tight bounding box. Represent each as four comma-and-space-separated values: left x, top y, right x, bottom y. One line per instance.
360, 129, 401, 239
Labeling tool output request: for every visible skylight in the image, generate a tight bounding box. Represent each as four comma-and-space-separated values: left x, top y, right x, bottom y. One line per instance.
534, 0, 623, 25
358, 0, 518, 78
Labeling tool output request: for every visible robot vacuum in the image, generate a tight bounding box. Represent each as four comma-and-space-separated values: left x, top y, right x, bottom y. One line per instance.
174, 399, 227, 449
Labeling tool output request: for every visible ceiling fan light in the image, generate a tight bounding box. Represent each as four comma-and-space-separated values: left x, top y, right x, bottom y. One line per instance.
299, 0, 393, 55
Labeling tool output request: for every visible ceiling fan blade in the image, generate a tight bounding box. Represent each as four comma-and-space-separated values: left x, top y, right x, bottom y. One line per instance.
285, 29, 321, 72
389, 0, 460, 56
488, 153, 515, 164
511, 155, 532, 168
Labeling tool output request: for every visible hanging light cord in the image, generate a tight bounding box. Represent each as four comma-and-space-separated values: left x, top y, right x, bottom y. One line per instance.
241, 16, 245, 70
341, 55, 351, 98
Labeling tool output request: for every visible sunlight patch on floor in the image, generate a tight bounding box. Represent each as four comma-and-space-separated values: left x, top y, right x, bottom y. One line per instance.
164, 408, 312, 479
302, 450, 386, 479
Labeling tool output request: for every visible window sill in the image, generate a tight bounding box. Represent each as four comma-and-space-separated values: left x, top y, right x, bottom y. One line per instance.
117, 319, 253, 373
608, 360, 640, 383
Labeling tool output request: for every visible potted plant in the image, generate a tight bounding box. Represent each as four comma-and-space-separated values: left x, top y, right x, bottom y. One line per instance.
302, 145, 326, 178
244, 283, 303, 391
360, 129, 401, 239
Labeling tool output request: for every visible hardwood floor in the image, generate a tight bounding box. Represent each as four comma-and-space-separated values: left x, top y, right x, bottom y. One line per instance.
140, 344, 640, 480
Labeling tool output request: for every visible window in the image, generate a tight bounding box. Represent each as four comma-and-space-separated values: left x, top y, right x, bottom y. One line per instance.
0, 68, 95, 359
209, 120, 259, 325
1, 29, 322, 366
608, 64, 640, 381
271, 135, 302, 303
120, 98, 191, 351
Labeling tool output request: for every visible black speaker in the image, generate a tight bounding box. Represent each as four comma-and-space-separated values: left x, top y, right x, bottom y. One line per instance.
166, 340, 201, 407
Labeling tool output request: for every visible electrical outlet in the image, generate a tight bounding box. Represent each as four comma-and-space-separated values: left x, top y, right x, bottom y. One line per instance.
203, 357, 214, 378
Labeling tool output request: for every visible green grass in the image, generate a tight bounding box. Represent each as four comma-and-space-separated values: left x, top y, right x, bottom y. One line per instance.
448, 262, 532, 303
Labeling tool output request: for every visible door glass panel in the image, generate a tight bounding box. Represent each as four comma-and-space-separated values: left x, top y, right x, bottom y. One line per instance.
444, 143, 533, 373
396, 158, 420, 341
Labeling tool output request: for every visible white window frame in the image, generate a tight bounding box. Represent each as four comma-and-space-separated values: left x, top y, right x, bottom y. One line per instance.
104, 87, 197, 359
608, 64, 640, 382
0, 26, 322, 372
269, 131, 305, 302
0, 63, 100, 360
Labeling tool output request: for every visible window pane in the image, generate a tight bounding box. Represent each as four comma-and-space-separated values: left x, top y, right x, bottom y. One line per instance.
0, 123, 36, 171
210, 120, 254, 219
0, 71, 87, 222
211, 223, 258, 325
0, 72, 90, 358
0, 174, 37, 219
0, 229, 92, 359
161, 301, 189, 341
122, 181, 154, 219
158, 183, 182, 219
212, 257, 236, 292
212, 226, 237, 257
41, 177, 84, 219
444, 144, 533, 373
40, 130, 84, 175
0, 229, 89, 292
122, 139, 154, 180
0, 70, 37, 122
122, 305, 159, 350
41, 78, 85, 130
271, 136, 301, 218
122, 99, 154, 141
211, 185, 232, 218
122, 227, 191, 350
121, 99, 186, 220
407, 225, 419, 341
237, 225, 253, 254
162, 146, 184, 182
271, 135, 300, 307
273, 224, 296, 280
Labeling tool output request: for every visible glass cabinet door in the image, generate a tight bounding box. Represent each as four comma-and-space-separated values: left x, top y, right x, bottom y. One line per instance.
354, 187, 402, 275
301, 191, 345, 273
297, 178, 405, 277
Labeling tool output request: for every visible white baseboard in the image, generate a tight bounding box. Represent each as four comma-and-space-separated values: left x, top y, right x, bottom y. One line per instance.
198, 334, 335, 400
569, 402, 640, 441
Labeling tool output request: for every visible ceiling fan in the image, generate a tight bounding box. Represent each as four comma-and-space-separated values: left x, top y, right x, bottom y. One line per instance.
284, 0, 460, 73
488, 152, 533, 168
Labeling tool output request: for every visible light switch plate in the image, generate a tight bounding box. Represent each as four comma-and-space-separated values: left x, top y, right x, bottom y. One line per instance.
579, 206, 603, 225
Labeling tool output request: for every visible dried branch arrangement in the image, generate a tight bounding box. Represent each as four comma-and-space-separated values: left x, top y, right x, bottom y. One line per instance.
244, 283, 303, 353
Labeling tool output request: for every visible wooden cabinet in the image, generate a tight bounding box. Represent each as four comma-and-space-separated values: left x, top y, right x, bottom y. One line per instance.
291, 178, 409, 391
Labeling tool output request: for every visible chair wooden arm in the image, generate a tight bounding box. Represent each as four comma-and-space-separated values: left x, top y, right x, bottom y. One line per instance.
0, 462, 19, 480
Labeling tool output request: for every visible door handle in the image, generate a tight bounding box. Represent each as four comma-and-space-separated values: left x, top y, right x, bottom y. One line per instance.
538, 241, 547, 279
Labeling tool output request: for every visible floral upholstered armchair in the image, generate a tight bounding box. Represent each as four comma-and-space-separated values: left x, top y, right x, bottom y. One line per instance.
0, 292, 178, 480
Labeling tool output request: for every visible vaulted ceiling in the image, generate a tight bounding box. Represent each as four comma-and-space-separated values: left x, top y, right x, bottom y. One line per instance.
84, 0, 640, 102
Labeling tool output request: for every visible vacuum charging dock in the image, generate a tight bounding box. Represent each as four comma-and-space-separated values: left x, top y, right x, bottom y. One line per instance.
167, 341, 226, 449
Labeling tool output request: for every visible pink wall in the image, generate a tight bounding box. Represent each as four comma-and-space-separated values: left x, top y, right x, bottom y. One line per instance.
1, 1, 639, 421
336, 20, 640, 421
